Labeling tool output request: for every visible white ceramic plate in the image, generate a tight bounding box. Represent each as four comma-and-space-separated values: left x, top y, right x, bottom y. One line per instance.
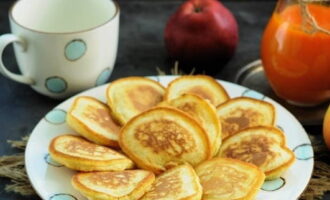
25, 76, 314, 200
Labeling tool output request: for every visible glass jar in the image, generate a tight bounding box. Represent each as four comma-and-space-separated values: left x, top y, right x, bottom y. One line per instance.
261, 0, 330, 106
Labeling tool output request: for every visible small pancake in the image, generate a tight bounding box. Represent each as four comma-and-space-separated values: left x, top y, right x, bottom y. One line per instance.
164, 75, 229, 106
195, 157, 265, 200
159, 94, 222, 156
119, 106, 211, 174
216, 97, 276, 141
218, 126, 295, 180
106, 77, 165, 125
67, 96, 121, 147
49, 134, 134, 171
141, 164, 202, 200
72, 170, 155, 200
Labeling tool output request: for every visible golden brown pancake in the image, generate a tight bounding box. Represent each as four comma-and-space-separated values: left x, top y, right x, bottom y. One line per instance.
195, 157, 265, 200
106, 77, 165, 125
164, 75, 229, 106
72, 170, 155, 200
49, 134, 134, 171
67, 96, 121, 147
218, 126, 295, 180
141, 164, 202, 200
119, 106, 211, 174
159, 93, 222, 156
216, 97, 275, 141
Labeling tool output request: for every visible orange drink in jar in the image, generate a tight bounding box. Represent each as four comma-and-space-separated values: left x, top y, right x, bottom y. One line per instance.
261, 1, 330, 106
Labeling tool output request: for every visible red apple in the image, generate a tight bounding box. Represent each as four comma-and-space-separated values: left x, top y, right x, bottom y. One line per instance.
165, 0, 238, 73
323, 104, 330, 149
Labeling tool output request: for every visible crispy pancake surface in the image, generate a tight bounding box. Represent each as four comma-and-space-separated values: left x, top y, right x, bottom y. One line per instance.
219, 126, 295, 180
49, 135, 134, 171
141, 164, 202, 200
119, 107, 211, 174
216, 97, 275, 140
195, 157, 265, 200
67, 96, 121, 147
106, 77, 165, 125
164, 75, 229, 106
72, 170, 155, 200
159, 94, 221, 156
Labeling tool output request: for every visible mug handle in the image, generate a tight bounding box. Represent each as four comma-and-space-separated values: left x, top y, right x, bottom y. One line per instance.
0, 34, 35, 85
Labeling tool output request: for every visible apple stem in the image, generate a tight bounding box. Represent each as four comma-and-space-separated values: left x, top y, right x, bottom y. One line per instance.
194, 7, 203, 13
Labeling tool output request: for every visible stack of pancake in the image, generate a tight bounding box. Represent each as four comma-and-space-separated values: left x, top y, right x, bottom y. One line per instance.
49, 75, 295, 200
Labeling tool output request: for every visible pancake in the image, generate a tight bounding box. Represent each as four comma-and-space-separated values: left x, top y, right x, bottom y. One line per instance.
141, 164, 202, 200
195, 157, 265, 200
106, 77, 165, 125
67, 96, 121, 147
159, 94, 221, 156
164, 75, 229, 106
216, 97, 276, 141
218, 126, 295, 180
72, 170, 155, 200
49, 135, 134, 171
119, 106, 211, 174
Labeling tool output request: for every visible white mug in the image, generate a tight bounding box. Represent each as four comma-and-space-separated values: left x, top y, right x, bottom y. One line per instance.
0, 0, 119, 99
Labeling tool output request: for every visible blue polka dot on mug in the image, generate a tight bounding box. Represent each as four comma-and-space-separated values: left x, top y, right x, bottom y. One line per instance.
65, 39, 86, 61
45, 77, 67, 93
96, 68, 112, 86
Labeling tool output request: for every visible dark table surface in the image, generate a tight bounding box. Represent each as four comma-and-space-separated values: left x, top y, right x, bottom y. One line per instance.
0, 0, 329, 199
